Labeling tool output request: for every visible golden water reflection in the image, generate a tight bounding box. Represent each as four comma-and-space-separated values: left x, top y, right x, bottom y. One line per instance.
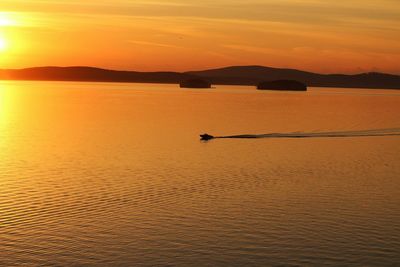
0, 81, 399, 266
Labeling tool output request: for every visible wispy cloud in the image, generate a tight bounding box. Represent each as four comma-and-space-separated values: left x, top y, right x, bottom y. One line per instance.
127, 40, 184, 49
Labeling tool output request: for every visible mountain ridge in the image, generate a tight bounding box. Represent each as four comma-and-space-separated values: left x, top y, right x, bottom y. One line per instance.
0, 65, 399, 89
187, 65, 400, 89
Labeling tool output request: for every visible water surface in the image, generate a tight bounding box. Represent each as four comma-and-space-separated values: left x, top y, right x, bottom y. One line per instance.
0, 81, 399, 266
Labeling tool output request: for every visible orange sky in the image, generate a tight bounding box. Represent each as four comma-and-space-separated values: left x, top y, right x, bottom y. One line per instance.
0, 0, 399, 74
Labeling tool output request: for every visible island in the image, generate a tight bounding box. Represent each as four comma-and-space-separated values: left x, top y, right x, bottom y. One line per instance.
180, 78, 211, 88
257, 80, 307, 91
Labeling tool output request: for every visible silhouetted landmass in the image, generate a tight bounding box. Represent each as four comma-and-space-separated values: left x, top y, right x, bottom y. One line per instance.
188, 65, 400, 89
0, 66, 193, 84
180, 78, 211, 88
257, 80, 307, 91
0, 65, 399, 89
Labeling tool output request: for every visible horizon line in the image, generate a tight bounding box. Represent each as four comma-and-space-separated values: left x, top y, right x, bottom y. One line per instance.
1, 65, 399, 77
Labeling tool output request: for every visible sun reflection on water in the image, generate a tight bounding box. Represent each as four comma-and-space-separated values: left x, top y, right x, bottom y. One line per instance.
0, 82, 12, 125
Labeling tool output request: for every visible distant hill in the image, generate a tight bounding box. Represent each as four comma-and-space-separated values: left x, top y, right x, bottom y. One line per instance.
187, 65, 400, 89
0, 66, 192, 84
1, 65, 399, 89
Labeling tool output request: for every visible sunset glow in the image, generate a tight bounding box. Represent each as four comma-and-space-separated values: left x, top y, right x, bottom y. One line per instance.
0, 12, 18, 54
0, 13, 15, 27
0, 37, 6, 51
0, 1, 400, 266
0, 1, 399, 74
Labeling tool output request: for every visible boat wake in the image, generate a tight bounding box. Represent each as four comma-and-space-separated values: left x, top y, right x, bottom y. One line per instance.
200, 128, 400, 141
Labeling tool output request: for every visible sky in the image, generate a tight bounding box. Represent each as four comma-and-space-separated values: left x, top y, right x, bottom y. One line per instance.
0, 0, 399, 74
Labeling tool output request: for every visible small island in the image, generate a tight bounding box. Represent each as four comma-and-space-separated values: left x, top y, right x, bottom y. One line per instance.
257, 80, 307, 91
180, 78, 211, 88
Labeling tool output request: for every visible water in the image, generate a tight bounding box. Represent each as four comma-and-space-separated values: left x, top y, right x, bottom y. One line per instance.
0, 81, 399, 266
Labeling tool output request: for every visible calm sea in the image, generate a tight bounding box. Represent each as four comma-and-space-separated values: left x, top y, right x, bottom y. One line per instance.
0, 81, 399, 266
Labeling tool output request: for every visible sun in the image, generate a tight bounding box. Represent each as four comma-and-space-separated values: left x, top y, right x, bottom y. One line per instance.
0, 13, 21, 53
